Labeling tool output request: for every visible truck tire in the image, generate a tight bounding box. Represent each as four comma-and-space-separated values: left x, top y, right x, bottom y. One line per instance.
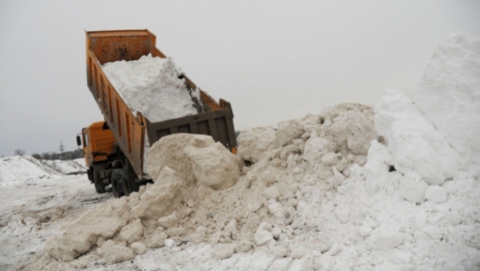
87, 167, 93, 182
111, 170, 124, 198
94, 180, 106, 194
92, 167, 106, 194
121, 170, 140, 197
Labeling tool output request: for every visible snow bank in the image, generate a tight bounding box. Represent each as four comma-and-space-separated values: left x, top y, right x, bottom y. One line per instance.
0, 156, 86, 185
415, 34, 480, 170
42, 159, 87, 175
102, 54, 201, 122
0, 156, 62, 184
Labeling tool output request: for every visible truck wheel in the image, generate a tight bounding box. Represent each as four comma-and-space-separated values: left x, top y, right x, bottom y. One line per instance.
111, 170, 124, 198
94, 180, 106, 194
120, 170, 138, 197
87, 168, 93, 182
121, 178, 131, 197
92, 167, 106, 194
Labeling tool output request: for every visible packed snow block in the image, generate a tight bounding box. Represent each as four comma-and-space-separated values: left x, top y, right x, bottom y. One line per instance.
415, 34, 480, 170
275, 119, 305, 147
46, 198, 130, 262
118, 219, 144, 244
399, 176, 428, 203
100, 243, 135, 264
147, 134, 239, 190
212, 244, 235, 260
319, 103, 378, 155
130, 242, 146, 255
186, 142, 240, 190
255, 229, 273, 246
375, 89, 458, 185
131, 167, 184, 221
148, 231, 168, 248
157, 212, 178, 229
237, 126, 276, 163
425, 185, 448, 203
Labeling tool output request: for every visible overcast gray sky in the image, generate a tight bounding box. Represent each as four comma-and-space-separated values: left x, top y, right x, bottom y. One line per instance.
1, 0, 479, 156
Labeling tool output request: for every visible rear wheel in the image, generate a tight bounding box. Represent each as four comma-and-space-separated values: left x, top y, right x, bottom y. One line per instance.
111, 170, 124, 198
121, 169, 140, 197
92, 167, 106, 194
94, 180, 106, 194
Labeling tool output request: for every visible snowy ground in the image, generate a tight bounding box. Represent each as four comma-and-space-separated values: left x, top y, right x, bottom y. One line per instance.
0, 157, 110, 271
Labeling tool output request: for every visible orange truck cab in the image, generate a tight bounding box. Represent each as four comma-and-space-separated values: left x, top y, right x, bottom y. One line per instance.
81, 121, 116, 165
77, 121, 127, 194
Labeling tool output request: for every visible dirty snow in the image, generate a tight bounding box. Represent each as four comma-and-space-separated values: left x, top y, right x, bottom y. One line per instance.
1, 33, 479, 271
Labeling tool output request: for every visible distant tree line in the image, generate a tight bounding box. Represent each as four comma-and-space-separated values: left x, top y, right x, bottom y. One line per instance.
13, 142, 84, 161
32, 149, 84, 161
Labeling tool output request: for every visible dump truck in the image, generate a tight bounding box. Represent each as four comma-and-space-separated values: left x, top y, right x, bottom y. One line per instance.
77, 29, 237, 198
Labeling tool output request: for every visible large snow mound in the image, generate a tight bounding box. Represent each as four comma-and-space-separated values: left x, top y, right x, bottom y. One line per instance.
102, 54, 201, 122
23, 103, 376, 270
415, 33, 480, 170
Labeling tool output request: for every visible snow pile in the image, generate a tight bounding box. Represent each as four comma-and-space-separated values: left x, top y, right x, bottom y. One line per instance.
24, 134, 240, 268
19, 34, 480, 271
0, 156, 62, 184
102, 54, 201, 122
23, 103, 375, 270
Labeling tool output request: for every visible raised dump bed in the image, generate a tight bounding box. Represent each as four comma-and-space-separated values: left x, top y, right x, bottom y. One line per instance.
82, 29, 237, 196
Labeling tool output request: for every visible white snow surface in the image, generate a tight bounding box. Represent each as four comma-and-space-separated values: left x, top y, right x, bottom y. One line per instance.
102, 54, 200, 122
1, 34, 479, 271
415, 33, 480, 171
0, 156, 86, 185
42, 159, 87, 175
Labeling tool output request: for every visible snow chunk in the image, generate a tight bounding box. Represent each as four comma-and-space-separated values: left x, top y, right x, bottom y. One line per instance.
46, 198, 130, 262
131, 167, 184, 221
255, 229, 273, 246
101, 244, 135, 265
118, 219, 144, 244
212, 244, 235, 260
130, 242, 146, 255
147, 134, 239, 190
399, 176, 428, 203
275, 119, 305, 147
415, 34, 480, 170
237, 126, 276, 163
375, 89, 458, 185
425, 185, 448, 203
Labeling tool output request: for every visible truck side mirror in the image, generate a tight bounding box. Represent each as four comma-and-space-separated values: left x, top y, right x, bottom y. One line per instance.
76, 135, 81, 146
